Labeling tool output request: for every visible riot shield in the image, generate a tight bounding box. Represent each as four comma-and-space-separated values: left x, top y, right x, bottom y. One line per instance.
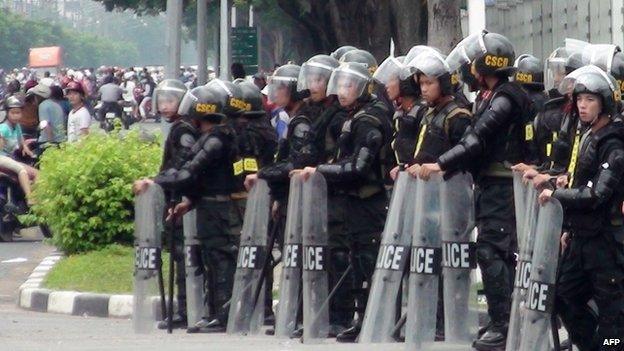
183, 209, 205, 328
275, 174, 304, 338
359, 172, 416, 343
301, 172, 330, 343
506, 183, 540, 350
513, 171, 528, 246
518, 199, 563, 351
440, 173, 478, 343
133, 183, 165, 334
226, 179, 271, 335
405, 175, 442, 347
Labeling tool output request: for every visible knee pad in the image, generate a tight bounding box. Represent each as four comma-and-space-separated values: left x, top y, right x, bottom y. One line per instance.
476, 244, 505, 276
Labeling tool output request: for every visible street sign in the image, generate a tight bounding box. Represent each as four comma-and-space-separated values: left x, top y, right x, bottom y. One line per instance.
231, 27, 258, 75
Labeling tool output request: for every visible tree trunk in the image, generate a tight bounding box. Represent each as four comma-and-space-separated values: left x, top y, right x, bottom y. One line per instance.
426, 0, 463, 53
389, 0, 427, 56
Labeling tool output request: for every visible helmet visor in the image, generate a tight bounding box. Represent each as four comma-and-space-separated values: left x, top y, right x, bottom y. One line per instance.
327, 67, 369, 100
373, 56, 404, 85
581, 44, 619, 72
558, 65, 607, 96
267, 76, 296, 104
296, 62, 334, 93
544, 58, 567, 91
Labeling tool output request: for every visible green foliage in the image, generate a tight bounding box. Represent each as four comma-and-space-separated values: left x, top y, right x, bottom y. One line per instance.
44, 244, 171, 294
26, 130, 162, 254
0, 10, 139, 69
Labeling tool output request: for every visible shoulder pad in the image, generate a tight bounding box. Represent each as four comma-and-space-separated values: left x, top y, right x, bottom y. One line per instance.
489, 94, 514, 113
179, 133, 196, 148
202, 135, 224, 152
495, 81, 530, 109
292, 122, 311, 138
290, 113, 312, 125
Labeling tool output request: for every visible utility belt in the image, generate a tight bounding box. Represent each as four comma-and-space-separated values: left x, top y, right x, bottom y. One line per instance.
230, 191, 248, 201
481, 161, 513, 179
200, 194, 231, 202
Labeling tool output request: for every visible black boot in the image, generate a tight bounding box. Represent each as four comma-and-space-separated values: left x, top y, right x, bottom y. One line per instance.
290, 326, 303, 338
336, 324, 361, 343
186, 318, 226, 333
328, 324, 348, 338
157, 313, 187, 330
264, 313, 275, 326
473, 323, 507, 351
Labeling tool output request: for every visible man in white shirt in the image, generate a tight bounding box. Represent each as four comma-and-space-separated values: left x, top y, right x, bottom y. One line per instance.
65, 81, 91, 142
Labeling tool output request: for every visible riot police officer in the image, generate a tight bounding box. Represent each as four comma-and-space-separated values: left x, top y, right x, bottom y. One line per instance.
404, 50, 472, 340
341, 49, 394, 116
246, 64, 306, 229
132, 79, 196, 330
291, 54, 352, 335
231, 79, 278, 323
419, 31, 531, 349
537, 65, 624, 351
374, 55, 424, 169
509, 54, 549, 168
526, 47, 572, 171
230, 79, 277, 216
299, 61, 392, 342
154, 85, 239, 333
528, 44, 623, 185
405, 51, 472, 168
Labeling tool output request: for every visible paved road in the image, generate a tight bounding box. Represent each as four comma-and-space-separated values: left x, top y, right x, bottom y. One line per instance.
0, 228, 54, 305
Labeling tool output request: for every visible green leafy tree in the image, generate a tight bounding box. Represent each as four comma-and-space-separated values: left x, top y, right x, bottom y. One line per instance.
25, 130, 162, 254
0, 10, 139, 69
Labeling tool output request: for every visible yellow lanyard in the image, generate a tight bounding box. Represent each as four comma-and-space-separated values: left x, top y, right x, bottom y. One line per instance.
413, 124, 428, 158
567, 132, 581, 188
546, 132, 558, 157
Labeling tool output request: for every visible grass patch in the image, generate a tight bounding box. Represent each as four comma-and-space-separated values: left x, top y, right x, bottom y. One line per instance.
44, 244, 170, 294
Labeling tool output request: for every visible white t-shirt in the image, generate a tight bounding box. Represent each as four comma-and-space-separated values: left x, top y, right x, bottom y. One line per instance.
67, 106, 91, 142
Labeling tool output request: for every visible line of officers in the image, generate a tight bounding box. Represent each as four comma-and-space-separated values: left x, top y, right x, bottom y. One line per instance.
132, 30, 624, 350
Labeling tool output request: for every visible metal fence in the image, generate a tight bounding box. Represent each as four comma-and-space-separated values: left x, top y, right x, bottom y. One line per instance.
484, 0, 623, 60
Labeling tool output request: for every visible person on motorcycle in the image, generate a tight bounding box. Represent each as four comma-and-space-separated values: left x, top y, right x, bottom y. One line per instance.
65, 82, 92, 142
0, 96, 37, 205
27, 84, 66, 144
97, 75, 124, 121
138, 75, 156, 121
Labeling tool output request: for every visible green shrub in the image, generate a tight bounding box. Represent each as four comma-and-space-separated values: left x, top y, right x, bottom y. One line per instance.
26, 130, 162, 254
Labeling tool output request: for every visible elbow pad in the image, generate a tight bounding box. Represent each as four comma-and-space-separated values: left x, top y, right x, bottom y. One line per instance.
354, 147, 373, 175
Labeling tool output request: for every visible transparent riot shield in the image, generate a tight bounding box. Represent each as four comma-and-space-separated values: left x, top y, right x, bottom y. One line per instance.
513, 171, 528, 245
440, 173, 478, 343
183, 209, 206, 328
507, 183, 540, 350
405, 175, 442, 347
226, 179, 271, 335
359, 172, 416, 343
301, 172, 330, 343
275, 175, 304, 338
133, 183, 165, 334
518, 199, 563, 351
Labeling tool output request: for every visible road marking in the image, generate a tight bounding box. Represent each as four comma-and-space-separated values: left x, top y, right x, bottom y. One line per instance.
1, 258, 28, 263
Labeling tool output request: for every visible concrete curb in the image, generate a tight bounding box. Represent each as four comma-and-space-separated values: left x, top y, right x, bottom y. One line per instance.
17, 252, 137, 319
